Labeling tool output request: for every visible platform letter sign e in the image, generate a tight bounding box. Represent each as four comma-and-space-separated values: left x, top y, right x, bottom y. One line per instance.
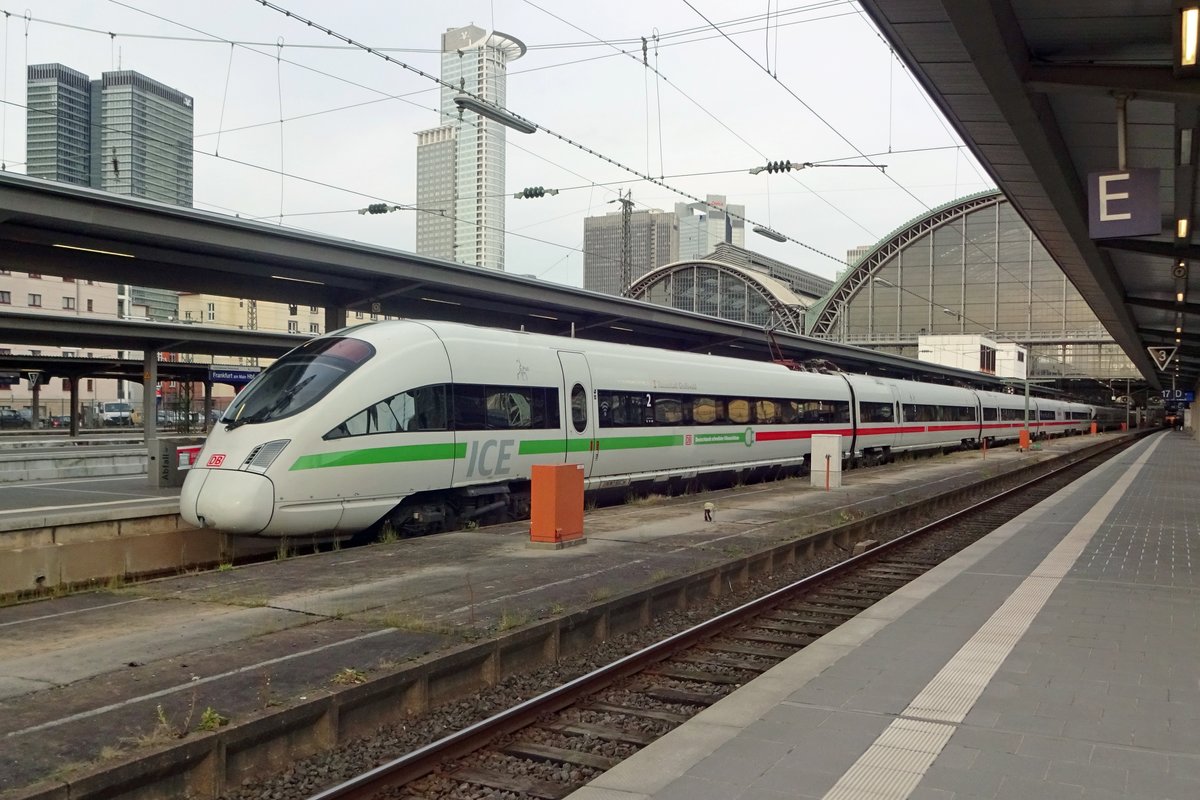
1088, 168, 1160, 238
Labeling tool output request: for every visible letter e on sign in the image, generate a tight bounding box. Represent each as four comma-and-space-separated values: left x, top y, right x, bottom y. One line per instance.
206, 454, 226, 467
1088, 168, 1160, 238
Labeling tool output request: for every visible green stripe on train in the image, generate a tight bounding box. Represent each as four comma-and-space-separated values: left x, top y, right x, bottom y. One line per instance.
290, 442, 467, 471
519, 434, 685, 455
295, 432, 691, 470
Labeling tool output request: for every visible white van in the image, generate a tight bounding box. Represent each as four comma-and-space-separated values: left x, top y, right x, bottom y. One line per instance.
100, 402, 136, 426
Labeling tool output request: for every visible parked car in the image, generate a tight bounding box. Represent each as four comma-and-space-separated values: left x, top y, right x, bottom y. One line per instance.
0, 408, 27, 428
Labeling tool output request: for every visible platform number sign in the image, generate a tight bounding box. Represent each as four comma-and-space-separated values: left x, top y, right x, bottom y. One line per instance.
1161, 389, 1194, 402
1147, 346, 1177, 371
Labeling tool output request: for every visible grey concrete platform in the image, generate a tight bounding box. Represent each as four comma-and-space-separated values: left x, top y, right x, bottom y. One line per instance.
568, 430, 1198, 800
0, 431, 1132, 796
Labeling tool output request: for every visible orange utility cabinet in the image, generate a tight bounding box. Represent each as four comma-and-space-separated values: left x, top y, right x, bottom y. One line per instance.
1018, 429, 1031, 452
1090, 421, 1098, 435
529, 464, 586, 549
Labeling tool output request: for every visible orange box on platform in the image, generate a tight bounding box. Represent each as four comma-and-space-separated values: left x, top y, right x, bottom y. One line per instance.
529, 464, 585, 546
1018, 429, 1031, 451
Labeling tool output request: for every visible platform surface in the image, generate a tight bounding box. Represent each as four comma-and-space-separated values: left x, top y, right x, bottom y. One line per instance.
568, 430, 1199, 800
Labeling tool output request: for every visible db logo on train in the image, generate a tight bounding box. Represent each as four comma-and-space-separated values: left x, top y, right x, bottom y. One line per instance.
206, 454, 226, 467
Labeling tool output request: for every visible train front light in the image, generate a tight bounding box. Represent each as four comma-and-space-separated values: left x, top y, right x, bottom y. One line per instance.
241, 439, 291, 474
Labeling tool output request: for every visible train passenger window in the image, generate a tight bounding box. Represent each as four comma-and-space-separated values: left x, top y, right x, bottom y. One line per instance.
692, 397, 724, 425
1039, 410, 1055, 420
727, 399, 751, 424
904, 404, 937, 423
326, 400, 400, 439
755, 399, 780, 424
798, 399, 848, 424
654, 397, 684, 424
859, 401, 893, 423
570, 384, 587, 433
452, 385, 487, 430
386, 385, 447, 432
983, 407, 997, 421
778, 400, 799, 424
487, 389, 532, 429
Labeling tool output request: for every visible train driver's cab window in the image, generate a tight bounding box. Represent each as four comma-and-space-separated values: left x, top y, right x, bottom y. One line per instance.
225, 336, 375, 427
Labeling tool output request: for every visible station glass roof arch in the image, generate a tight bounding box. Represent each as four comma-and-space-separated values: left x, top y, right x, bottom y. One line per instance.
805, 191, 1139, 381
627, 258, 812, 333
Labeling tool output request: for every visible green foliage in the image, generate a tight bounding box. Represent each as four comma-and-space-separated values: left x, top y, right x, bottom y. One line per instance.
196, 707, 228, 731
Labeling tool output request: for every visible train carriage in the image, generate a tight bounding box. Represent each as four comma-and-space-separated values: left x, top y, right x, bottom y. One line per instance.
180, 320, 1119, 539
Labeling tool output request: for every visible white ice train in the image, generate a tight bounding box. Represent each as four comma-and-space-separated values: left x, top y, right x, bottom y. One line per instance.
180, 320, 1121, 538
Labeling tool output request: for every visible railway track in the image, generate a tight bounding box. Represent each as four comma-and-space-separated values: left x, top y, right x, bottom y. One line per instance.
307, 437, 1133, 800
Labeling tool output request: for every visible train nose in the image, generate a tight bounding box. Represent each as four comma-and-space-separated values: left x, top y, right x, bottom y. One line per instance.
180, 468, 275, 534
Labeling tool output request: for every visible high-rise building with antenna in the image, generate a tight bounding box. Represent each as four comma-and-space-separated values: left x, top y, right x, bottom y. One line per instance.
414, 26, 525, 271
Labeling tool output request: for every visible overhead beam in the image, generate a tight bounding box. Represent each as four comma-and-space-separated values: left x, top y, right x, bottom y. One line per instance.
1095, 237, 1200, 260
1125, 295, 1200, 316
1024, 64, 1200, 103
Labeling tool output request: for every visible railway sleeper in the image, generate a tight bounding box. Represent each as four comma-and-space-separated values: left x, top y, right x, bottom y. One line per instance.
539, 720, 657, 746
502, 742, 620, 771
760, 610, 839, 630
647, 666, 746, 685
812, 587, 891, 601
850, 578, 912, 592
754, 618, 833, 636
638, 686, 724, 706
730, 630, 818, 647
781, 602, 860, 618
450, 766, 573, 800
803, 593, 878, 609
676, 652, 773, 672
700, 641, 792, 659
584, 701, 693, 725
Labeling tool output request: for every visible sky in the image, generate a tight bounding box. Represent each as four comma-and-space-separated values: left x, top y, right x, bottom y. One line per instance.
0, 0, 994, 287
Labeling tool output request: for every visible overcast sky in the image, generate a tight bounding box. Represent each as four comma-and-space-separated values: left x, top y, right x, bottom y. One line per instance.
0, 0, 993, 287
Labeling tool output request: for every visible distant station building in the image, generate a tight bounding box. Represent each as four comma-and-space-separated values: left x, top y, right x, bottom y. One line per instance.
805, 191, 1137, 388
627, 242, 834, 334
414, 26, 525, 271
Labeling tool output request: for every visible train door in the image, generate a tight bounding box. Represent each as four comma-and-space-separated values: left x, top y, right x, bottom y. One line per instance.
557, 351, 597, 477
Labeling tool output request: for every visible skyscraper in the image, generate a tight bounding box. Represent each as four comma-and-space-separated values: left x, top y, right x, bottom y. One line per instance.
26, 64, 193, 321
675, 195, 746, 260
415, 26, 525, 271
27, 64, 193, 206
583, 207, 678, 296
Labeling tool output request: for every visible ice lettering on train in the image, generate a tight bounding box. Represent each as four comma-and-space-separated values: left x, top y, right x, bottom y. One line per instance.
464, 438, 515, 477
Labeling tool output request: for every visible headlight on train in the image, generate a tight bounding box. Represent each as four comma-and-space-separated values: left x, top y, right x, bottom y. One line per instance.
241, 439, 291, 474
